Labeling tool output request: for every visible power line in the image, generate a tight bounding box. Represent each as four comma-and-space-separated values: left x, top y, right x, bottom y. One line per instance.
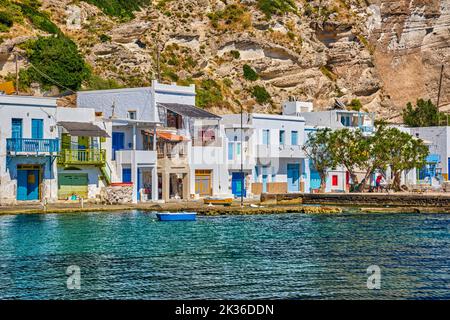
15, 52, 77, 95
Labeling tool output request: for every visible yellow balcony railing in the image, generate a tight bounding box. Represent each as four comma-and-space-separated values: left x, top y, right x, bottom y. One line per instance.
58, 149, 106, 166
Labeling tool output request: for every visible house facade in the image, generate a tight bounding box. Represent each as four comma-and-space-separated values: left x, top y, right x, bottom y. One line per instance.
222, 108, 309, 197
77, 80, 227, 202
56, 107, 112, 200
298, 102, 376, 192
404, 126, 450, 185
0, 95, 59, 203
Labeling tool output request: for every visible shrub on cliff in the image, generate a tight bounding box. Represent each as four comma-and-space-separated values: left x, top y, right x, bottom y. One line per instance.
257, 0, 296, 18
83, 0, 152, 20
243, 64, 258, 81
196, 79, 224, 108
20, 36, 90, 91
251, 85, 271, 104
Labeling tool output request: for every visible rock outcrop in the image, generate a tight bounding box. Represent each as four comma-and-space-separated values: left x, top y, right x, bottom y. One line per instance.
0, 0, 448, 119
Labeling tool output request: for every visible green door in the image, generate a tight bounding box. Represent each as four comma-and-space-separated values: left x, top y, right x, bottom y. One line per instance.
58, 173, 88, 200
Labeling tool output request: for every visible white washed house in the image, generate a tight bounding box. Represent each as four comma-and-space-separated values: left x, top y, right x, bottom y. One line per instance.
298, 102, 376, 192
56, 107, 111, 200
77, 80, 228, 202
0, 95, 59, 203
222, 107, 309, 197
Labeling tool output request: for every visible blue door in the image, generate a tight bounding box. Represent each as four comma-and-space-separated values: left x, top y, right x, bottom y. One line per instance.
17, 169, 39, 201
137, 168, 141, 201
112, 132, 125, 160
231, 172, 246, 197
27, 170, 39, 200
448, 158, 450, 180
31, 119, 43, 139
310, 164, 322, 191
262, 174, 268, 193
17, 170, 28, 201
122, 168, 132, 183
287, 163, 300, 192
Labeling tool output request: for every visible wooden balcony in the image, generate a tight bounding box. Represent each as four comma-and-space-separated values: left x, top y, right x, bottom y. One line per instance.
58, 149, 106, 166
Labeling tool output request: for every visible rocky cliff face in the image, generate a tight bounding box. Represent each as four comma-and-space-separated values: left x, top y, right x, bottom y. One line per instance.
0, 0, 449, 119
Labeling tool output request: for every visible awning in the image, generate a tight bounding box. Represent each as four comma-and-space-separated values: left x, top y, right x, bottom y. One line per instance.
158, 103, 221, 119
141, 130, 189, 142
58, 121, 110, 138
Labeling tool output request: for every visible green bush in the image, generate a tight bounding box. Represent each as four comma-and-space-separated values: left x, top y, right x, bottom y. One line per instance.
0, 0, 26, 32
20, 36, 90, 91
19, 3, 61, 34
99, 34, 111, 42
243, 64, 258, 81
251, 85, 271, 104
230, 50, 240, 59
257, 0, 296, 18
82, 0, 151, 20
196, 79, 224, 108
0, 11, 13, 31
348, 98, 362, 111
207, 4, 249, 29
85, 75, 122, 90
223, 78, 233, 87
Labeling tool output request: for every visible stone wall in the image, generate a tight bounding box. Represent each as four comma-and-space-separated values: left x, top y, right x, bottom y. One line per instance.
261, 193, 450, 207
100, 184, 133, 204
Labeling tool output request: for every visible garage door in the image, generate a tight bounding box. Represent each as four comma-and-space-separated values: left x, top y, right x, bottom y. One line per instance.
195, 170, 212, 196
58, 173, 88, 200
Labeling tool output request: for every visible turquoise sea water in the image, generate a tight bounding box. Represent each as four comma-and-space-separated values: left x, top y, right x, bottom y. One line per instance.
0, 211, 449, 299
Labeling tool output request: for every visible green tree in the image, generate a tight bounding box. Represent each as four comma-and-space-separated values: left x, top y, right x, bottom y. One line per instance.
357, 125, 399, 191
402, 99, 445, 127
381, 127, 429, 191
328, 128, 370, 191
20, 36, 90, 91
303, 129, 334, 193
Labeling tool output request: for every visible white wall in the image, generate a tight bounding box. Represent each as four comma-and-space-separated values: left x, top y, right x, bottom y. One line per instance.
0, 96, 58, 202
408, 127, 450, 177
77, 87, 155, 121
56, 107, 95, 123
77, 81, 196, 123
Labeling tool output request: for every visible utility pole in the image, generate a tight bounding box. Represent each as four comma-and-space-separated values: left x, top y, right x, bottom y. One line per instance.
240, 104, 244, 208
156, 42, 161, 82
155, 23, 162, 82
14, 52, 19, 95
437, 64, 444, 109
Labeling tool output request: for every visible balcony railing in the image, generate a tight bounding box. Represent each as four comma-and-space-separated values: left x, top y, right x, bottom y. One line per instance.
7, 138, 59, 154
58, 149, 106, 166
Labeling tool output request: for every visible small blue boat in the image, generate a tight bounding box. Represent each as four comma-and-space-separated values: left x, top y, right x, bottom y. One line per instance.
156, 212, 197, 221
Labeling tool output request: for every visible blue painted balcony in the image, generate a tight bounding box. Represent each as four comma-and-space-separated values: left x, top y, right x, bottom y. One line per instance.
7, 138, 60, 154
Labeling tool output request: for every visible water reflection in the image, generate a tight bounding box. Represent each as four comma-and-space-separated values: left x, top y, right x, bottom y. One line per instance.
0, 212, 449, 299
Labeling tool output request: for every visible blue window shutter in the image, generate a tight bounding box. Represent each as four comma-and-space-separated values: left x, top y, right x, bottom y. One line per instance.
228, 142, 234, 160
12, 119, 23, 139
32, 119, 43, 139
291, 131, 298, 145
263, 130, 270, 145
